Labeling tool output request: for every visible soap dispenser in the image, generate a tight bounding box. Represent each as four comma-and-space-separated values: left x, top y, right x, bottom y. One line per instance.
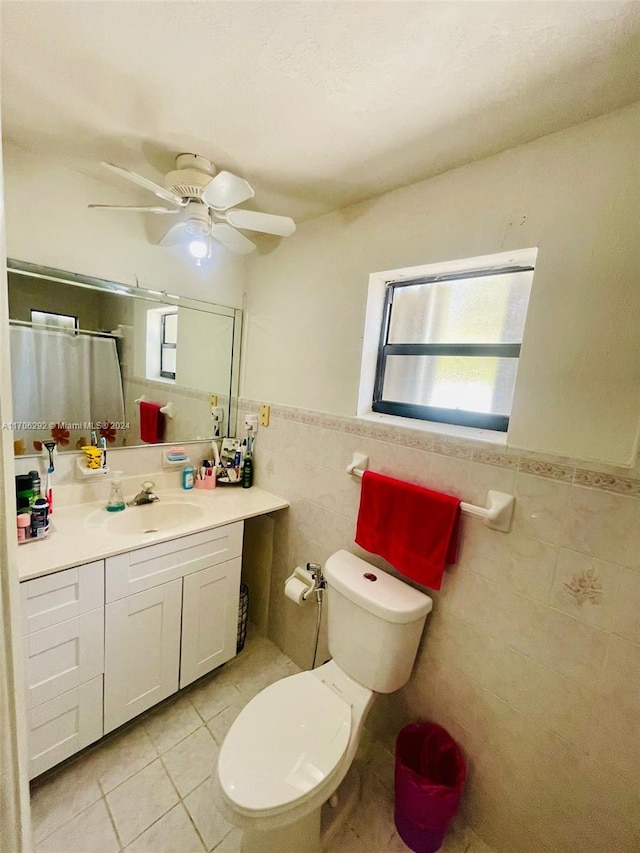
106, 471, 126, 512
182, 460, 195, 490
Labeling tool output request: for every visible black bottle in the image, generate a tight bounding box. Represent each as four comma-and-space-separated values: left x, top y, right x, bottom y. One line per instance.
242, 454, 253, 489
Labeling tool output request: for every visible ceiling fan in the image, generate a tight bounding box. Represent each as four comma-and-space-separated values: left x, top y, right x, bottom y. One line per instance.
89, 153, 296, 258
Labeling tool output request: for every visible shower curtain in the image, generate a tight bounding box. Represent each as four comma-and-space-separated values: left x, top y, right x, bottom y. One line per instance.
10, 326, 125, 452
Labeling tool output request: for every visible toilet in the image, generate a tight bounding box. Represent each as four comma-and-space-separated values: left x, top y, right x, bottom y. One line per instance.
216, 550, 433, 853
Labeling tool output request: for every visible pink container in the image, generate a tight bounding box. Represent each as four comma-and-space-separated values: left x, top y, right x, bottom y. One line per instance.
17, 513, 30, 542
195, 476, 216, 490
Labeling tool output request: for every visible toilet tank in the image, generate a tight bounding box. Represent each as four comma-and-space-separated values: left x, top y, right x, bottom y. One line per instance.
323, 551, 433, 694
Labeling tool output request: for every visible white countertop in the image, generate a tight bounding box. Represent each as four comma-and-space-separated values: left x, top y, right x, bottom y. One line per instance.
17, 486, 289, 582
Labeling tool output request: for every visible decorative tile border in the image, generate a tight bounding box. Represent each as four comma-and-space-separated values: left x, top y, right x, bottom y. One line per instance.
129, 376, 229, 404
239, 399, 640, 497
518, 459, 575, 482
432, 439, 473, 460
473, 449, 520, 469
573, 469, 640, 498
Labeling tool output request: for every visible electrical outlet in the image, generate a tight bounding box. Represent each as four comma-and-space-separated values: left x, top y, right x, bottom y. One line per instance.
259, 404, 270, 427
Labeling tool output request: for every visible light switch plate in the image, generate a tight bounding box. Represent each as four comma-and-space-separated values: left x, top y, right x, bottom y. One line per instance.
259, 404, 270, 427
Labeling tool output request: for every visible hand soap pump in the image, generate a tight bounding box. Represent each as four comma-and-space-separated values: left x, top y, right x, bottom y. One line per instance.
182, 460, 195, 490
106, 471, 126, 512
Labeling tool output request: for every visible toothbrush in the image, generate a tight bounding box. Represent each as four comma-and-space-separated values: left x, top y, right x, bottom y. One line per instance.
100, 436, 107, 468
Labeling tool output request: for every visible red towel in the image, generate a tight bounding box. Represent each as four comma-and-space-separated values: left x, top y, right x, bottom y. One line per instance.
355, 471, 461, 590
139, 401, 165, 444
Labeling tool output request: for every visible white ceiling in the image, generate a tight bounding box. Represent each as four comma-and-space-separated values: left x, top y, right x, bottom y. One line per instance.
2, 1, 640, 224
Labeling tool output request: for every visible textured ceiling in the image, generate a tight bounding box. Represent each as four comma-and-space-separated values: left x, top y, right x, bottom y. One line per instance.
2, 1, 640, 223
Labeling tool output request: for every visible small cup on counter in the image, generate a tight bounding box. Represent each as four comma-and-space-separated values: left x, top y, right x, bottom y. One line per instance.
16, 513, 30, 542
195, 465, 217, 489
81, 445, 103, 470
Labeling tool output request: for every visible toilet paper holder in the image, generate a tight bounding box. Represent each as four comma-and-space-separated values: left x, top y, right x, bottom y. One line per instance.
285, 563, 326, 604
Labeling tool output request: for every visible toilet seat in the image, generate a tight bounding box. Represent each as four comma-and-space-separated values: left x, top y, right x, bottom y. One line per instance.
218, 671, 351, 816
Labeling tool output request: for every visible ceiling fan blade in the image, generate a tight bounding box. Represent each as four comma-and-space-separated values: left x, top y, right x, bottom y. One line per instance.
225, 209, 296, 237
202, 170, 254, 211
211, 223, 256, 255
88, 204, 180, 214
159, 221, 190, 247
101, 161, 186, 207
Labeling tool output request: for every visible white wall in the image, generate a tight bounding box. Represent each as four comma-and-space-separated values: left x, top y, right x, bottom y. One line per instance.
176, 308, 233, 396
3, 146, 246, 309
243, 102, 640, 468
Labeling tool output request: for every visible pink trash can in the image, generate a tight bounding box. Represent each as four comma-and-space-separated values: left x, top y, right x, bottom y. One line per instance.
394, 722, 466, 853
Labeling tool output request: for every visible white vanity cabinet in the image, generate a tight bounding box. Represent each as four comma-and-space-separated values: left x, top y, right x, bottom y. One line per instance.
103, 522, 243, 733
16, 485, 288, 779
21, 561, 105, 779
19, 519, 246, 776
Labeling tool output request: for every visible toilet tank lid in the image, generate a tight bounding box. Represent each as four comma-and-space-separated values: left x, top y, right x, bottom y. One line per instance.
324, 550, 433, 624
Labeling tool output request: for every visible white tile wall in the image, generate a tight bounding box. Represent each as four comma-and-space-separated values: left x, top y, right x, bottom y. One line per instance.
243, 399, 640, 853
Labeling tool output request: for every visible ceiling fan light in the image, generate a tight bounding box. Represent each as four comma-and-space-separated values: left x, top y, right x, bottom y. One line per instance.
188, 238, 209, 260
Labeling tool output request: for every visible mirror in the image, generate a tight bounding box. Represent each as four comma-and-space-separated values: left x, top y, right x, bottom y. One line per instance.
7, 259, 241, 457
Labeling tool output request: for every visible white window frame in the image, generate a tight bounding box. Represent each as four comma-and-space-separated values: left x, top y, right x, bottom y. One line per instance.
146, 306, 178, 384
159, 311, 177, 380
358, 247, 537, 441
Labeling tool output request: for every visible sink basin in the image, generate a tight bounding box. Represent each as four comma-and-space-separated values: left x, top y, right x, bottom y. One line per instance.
87, 501, 205, 535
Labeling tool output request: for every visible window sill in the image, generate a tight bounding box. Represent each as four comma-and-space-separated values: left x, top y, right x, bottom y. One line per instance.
145, 375, 176, 386
356, 410, 508, 447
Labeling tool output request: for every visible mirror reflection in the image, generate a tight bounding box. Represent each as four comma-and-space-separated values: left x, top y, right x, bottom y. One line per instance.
7, 261, 241, 456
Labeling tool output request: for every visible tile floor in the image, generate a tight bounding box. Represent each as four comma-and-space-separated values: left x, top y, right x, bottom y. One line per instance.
30, 627, 493, 853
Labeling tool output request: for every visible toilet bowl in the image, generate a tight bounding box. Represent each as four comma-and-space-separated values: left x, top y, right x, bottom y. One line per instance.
217, 662, 374, 849
217, 550, 433, 853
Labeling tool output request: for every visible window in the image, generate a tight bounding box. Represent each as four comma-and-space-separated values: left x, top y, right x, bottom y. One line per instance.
362, 250, 536, 432
31, 309, 78, 333
145, 307, 178, 383
160, 311, 177, 380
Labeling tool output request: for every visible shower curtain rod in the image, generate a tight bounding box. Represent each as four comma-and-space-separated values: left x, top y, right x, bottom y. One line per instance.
9, 319, 122, 340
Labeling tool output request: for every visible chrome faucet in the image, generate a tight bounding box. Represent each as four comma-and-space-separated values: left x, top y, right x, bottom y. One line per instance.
128, 480, 159, 506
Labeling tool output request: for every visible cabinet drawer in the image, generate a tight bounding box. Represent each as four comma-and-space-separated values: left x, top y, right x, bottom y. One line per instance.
28, 676, 103, 779
106, 522, 243, 602
21, 561, 104, 636
24, 609, 104, 708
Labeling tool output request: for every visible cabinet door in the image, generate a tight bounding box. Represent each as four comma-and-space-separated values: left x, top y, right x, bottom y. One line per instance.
24, 608, 104, 708
104, 580, 182, 733
28, 676, 103, 779
180, 556, 241, 689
